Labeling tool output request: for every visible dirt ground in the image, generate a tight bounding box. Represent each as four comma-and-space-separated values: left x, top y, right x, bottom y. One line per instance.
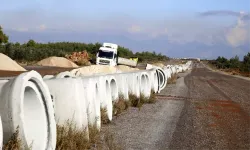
0, 66, 74, 77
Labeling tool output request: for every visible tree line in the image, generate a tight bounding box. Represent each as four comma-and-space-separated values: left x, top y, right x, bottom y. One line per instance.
0, 26, 168, 63
209, 53, 250, 72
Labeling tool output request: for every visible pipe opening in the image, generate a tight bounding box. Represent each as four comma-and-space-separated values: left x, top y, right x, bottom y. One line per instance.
110, 79, 118, 101
23, 85, 47, 149
159, 72, 164, 85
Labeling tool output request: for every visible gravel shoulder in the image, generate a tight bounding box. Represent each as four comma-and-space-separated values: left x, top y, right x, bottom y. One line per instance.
101, 71, 191, 150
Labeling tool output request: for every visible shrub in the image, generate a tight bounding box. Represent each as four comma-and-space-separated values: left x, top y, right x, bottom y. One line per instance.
101, 108, 110, 124
113, 95, 129, 116
167, 73, 178, 84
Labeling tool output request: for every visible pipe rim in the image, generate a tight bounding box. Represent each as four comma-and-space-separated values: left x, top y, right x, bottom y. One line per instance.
11, 71, 56, 150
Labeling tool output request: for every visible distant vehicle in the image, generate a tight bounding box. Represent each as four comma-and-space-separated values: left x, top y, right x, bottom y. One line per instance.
96, 43, 137, 67
96, 43, 118, 66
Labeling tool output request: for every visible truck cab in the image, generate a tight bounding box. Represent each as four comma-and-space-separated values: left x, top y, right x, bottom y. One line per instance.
96, 43, 118, 66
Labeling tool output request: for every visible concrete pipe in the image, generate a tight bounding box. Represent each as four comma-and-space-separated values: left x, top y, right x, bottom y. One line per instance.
173, 66, 177, 74
107, 76, 119, 102
163, 65, 172, 79
147, 69, 158, 93
44, 78, 89, 137
112, 74, 129, 100
127, 72, 140, 97
0, 116, 2, 150
139, 72, 151, 98
94, 76, 113, 121
146, 64, 167, 93
81, 77, 101, 129
0, 71, 56, 150
55, 71, 75, 79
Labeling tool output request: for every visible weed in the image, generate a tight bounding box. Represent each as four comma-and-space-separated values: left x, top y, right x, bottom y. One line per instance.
101, 108, 110, 124
56, 120, 89, 150
128, 92, 157, 108
138, 94, 146, 108
113, 95, 128, 116
3, 126, 22, 150
167, 73, 178, 84
147, 91, 156, 104
88, 125, 101, 147
3, 126, 33, 150
128, 93, 140, 107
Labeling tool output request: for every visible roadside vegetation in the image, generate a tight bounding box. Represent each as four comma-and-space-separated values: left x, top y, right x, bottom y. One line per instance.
3, 126, 33, 150
208, 53, 250, 77
167, 73, 178, 84
2, 127, 22, 150
128, 92, 156, 108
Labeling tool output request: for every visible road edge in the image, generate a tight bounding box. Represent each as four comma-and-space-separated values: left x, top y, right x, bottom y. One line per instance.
201, 61, 250, 81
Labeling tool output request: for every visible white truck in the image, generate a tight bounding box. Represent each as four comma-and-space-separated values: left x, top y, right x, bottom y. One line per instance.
96, 43, 137, 67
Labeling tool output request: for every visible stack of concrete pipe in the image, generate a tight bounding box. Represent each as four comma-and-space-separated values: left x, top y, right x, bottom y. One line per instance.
0, 60, 192, 150
0, 71, 56, 150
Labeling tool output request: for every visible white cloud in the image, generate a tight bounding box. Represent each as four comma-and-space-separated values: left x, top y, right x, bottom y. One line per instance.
226, 13, 250, 47
127, 25, 142, 33
37, 24, 46, 31
14, 27, 29, 32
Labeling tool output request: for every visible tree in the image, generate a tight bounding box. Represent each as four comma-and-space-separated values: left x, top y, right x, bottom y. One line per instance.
4, 43, 14, 58
216, 56, 229, 69
243, 52, 250, 72
0, 26, 9, 44
229, 55, 240, 68
27, 39, 36, 47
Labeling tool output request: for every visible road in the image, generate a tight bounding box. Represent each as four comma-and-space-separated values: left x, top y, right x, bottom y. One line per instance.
169, 62, 250, 149
104, 62, 250, 150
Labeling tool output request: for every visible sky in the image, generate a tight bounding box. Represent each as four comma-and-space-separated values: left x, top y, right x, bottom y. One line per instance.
0, 0, 250, 59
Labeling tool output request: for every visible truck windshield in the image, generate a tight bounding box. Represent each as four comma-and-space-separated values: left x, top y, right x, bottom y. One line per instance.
98, 50, 114, 59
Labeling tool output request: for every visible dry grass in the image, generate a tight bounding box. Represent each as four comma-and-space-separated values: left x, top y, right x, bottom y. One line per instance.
167, 73, 178, 84
128, 92, 157, 108
56, 120, 90, 150
147, 91, 156, 104
55, 119, 122, 150
128, 93, 141, 108
3, 126, 33, 150
101, 108, 111, 124
113, 95, 130, 116
3, 127, 22, 150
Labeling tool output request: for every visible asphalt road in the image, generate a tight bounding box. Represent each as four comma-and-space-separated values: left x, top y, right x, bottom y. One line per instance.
169, 62, 250, 150
104, 62, 250, 150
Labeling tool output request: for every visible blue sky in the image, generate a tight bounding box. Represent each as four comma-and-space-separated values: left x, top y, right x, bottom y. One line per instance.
0, 0, 250, 59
